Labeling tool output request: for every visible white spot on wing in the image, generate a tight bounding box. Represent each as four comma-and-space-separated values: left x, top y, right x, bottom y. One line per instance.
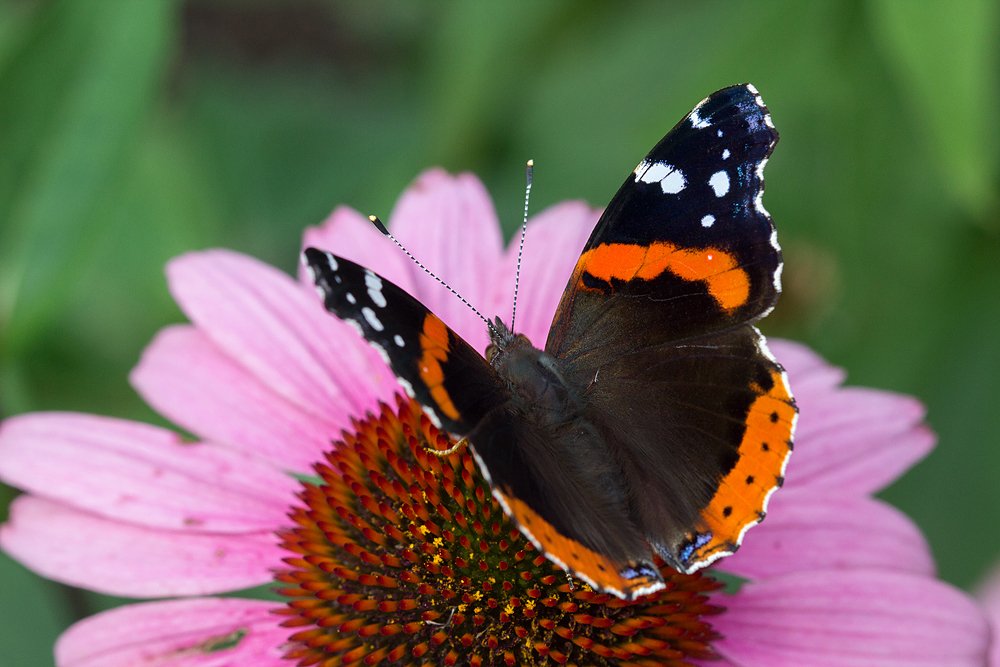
709, 171, 730, 197
755, 190, 770, 217
717, 129, 723, 137
690, 107, 710, 129
394, 334, 405, 347
314, 286, 326, 300
346, 319, 365, 337
722, 149, 730, 160
345, 292, 356, 305
756, 157, 768, 182
423, 405, 442, 429
397, 376, 416, 398
362, 306, 384, 331
660, 168, 685, 194
638, 161, 685, 194
364, 270, 387, 308
639, 161, 670, 184
701, 215, 715, 228
323, 252, 338, 271
633, 158, 652, 181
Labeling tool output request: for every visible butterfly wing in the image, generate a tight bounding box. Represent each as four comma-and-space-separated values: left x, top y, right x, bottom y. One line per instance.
303, 248, 504, 434
545, 84, 796, 572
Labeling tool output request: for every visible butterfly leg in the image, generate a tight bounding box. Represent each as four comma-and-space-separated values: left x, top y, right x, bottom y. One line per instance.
423, 437, 468, 457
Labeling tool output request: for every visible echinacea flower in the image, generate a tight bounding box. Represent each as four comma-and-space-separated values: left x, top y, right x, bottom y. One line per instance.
0, 169, 989, 666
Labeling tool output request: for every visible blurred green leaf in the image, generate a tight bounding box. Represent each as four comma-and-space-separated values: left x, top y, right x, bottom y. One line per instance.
0, 0, 175, 356
0, 554, 70, 667
882, 228, 1000, 588
868, 0, 1000, 223
0, 2, 39, 72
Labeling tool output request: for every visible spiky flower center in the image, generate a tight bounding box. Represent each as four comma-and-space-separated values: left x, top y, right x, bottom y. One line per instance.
276, 397, 723, 666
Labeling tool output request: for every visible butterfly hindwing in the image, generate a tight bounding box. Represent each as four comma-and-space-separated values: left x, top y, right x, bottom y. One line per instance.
580, 326, 795, 572
465, 403, 664, 598
303, 248, 506, 435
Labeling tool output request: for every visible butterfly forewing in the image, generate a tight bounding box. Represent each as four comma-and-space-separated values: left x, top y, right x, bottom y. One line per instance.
547, 84, 781, 363
303, 248, 505, 435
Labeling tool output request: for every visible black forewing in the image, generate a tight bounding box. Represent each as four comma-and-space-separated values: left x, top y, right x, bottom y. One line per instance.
546, 84, 781, 364
303, 248, 507, 435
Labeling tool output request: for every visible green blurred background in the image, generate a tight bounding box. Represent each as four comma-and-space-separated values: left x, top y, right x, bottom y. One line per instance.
0, 1, 998, 664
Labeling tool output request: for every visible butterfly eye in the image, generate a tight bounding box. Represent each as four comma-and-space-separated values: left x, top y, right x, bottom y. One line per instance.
485, 343, 499, 363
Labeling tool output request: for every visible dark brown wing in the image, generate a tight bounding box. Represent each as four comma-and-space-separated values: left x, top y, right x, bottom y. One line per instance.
576, 326, 795, 571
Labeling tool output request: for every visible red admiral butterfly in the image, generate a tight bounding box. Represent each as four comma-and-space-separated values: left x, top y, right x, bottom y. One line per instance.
303, 84, 796, 600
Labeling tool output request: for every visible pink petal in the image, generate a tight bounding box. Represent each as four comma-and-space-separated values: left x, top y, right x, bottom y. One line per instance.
719, 491, 934, 580
299, 205, 417, 295
783, 387, 934, 495
713, 570, 989, 666
131, 325, 351, 473
1, 496, 280, 597
167, 249, 395, 424
975, 562, 1000, 667
488, 201, 600, 347
387, 169, 504, 350
0, 412, 298, 532
690, 658, 740, 667
768, 338, 847, 394
55, 598, 288, 667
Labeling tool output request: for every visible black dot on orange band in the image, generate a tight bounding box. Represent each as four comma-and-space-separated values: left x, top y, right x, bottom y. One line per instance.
761, 442, 770, 451
769, 411, 779, 423
745, 475, 754, 485
722, 506, 732, 517
775, 476, 784, 487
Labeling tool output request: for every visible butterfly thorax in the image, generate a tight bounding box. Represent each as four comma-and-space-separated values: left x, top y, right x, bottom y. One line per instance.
486, 317, 584, 427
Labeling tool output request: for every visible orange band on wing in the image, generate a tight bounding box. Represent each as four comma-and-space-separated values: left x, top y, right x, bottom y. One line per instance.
574, 242, 750, 310
418, 314, 460, 421
686, 367, 795, 565
495, 490, 664, 601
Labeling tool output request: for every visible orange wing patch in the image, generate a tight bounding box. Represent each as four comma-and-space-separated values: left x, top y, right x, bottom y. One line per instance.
682, 363, 796, 569
492, 489, 665, 601
574, 242, 750, 310
418, 314, 460, 421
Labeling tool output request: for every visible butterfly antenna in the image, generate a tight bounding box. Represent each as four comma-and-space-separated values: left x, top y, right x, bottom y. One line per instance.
509, 159, 533, 332
367, 215, 498, 337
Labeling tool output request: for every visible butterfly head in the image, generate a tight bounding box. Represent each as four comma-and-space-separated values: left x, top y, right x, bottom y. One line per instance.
485, 316, 526, 363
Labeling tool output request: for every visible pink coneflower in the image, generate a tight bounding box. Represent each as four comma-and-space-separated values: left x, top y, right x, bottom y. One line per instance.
0, 170, 989, 666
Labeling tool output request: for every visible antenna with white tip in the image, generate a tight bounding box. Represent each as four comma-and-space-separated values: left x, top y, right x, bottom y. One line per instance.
509, 159, 533, 332
367, 214, 498, 337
